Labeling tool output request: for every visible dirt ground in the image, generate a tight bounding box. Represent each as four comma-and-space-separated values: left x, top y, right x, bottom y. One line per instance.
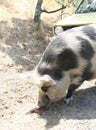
0, 1, 96, 130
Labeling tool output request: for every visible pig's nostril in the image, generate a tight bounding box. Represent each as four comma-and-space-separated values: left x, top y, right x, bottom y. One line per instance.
43, 95, 50, 105
46, 95, 50, 100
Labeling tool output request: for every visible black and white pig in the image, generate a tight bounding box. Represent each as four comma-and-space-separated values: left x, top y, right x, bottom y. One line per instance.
32, 24, 96, 107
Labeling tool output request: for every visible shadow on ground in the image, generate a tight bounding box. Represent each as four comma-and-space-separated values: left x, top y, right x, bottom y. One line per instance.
0, 18, 51, 71
39, 86, 96, 129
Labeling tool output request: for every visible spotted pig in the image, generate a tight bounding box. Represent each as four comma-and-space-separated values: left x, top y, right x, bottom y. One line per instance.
33, 24, 96, 107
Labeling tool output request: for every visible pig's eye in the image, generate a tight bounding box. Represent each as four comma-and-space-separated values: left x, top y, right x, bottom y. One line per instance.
41, 86, 50, 92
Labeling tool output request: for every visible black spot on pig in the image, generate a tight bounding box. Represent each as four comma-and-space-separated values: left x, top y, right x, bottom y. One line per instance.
82, 26, 96, 41
77, 37, 94, 60
38, 66, 63, 80
57, 48, 78, 70
42, 37, 67, 64
38, 48, 78, 79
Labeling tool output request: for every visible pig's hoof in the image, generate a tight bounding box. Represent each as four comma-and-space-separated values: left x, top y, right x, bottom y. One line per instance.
64, 96, 73, 105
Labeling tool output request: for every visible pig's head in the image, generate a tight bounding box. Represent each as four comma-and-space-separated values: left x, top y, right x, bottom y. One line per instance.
36, 73, 70, 107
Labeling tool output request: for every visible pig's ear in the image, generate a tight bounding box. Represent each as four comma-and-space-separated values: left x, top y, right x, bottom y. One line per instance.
40, 75, 56, 88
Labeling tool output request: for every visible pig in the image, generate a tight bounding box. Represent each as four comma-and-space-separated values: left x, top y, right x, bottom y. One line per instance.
33, 24, 96, 107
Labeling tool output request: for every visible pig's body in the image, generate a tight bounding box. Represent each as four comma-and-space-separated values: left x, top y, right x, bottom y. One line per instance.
34, 24, 96, 107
